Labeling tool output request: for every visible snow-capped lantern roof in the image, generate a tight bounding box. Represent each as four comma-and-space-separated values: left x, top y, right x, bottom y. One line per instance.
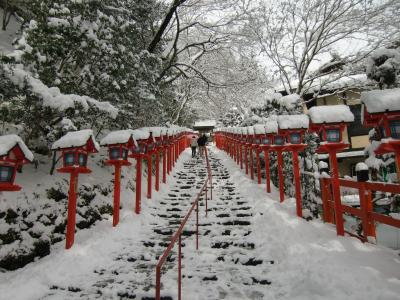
0, 134, 34, 163
360, 88, 400, 127
131, 128, 150, 141
308, 105, 354, 125
265, 119, 279, 134
253, 124, 266, 135
100, 130, 137, 147
52, 129, 99, 152
277, 114, 309, 130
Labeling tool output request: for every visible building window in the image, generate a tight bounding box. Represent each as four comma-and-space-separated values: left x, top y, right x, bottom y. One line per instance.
326, 129, 340, 142
289, 133, 301, 144
0, 165, 13, 182
389, 120, 400, 139
274, 136, 285, 145
65, 153, 75, 166
78, 153, 87, 167
110, 147, 121, 160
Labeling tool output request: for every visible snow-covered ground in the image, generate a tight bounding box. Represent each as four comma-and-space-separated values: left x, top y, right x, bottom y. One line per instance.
0, 146, 399, 300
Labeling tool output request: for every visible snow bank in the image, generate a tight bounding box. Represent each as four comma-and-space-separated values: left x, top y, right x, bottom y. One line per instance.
0, 135, 34, 162
52, 129, 99, 151
278, 114, 309, 130
308, 105, 354, 124
2, 64, 118, 118
361, 88, 400, 114
100, 130, 137, 147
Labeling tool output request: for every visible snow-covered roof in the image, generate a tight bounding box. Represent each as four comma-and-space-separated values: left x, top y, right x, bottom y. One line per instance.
131, 128, 149, 141
318, 150, 365, 160
278, 114, 309, 130
194, 120, 217, 128
0, 134, 34, 162
100, 130, 137, 147
360, 88, 400, 114
52, 129, 99, 151
308, 105, 354, 124
253, 124, 266, 134
279, 94, 301, 110
265, 119, 279, 133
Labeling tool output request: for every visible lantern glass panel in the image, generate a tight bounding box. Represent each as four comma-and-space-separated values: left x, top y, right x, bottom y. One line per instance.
262, 137, 270, 145
65, 152, 75, 166
78, 153, 87, 167
110, 147, 121, 160
0, 165, 14, 183
274, 136, 284, 145
326, 129, 340, 142
380, 126, 386, 138
254, 138, 261, 144
389, 120, 400, 139
289, 133, 301, 144
122, 148, 128, 160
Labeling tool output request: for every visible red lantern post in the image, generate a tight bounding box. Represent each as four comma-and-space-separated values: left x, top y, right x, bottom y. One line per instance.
52, 130, 99, 249
0, 135, 33, 192
260, 119, 278, 194
100, 130, 135, 227
308, 105, 355, 236
270, 133, 286, 202
146, 131, 156, 199
278, 115, 309, 218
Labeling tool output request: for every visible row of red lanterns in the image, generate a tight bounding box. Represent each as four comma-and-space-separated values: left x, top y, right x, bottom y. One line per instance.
0, 127, 194, 249
215, 107, 355, 236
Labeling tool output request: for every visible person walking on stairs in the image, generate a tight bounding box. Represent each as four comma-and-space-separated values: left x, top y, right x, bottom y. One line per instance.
190, 135, 198, 158
197, 134, 207, 157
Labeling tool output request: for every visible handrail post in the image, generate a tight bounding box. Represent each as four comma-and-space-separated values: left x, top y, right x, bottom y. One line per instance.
196, 200, 199, 250
178, 234, 182, 300
205, 184, 208, 217
155, 265, 161, 300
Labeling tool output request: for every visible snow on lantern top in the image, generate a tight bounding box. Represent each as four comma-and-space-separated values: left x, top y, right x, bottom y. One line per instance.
100, 130, 137, 147
131, 128, 150, 141
253, 124, 266, 135
52, 129, 99, 152
0, 135, 34, 162
265, 118, 279, 134
361, 88, 400, 115
307, 105, 354, 124
277, 114, 309, 130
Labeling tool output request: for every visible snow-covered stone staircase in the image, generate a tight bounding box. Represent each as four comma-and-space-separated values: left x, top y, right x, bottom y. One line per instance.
39, 148, 272, 299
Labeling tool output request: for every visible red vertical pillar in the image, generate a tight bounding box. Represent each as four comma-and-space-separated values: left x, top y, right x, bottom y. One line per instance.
256, 149, 261, 184
264, 149, 271, 193
240, 144, 243, 169
245, 146, 249, 174
162, 147, 167, 183
147, 153, 152, 199
167, 145, 171, 174
135, 156, 142, 214
155, 150, 160, 191
250, 146, 254, 180
66, 171, 78, 249
277, 150, 285, 202
113, 164, 121, 227
292, 151, 302, 218
329, 151, 344, 236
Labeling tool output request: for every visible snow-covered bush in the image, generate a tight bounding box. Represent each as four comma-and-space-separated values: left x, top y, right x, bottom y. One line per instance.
366, 47, 400, 89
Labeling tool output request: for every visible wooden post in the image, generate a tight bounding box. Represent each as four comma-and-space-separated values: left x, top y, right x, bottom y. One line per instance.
113, 164, 121, 227
292, 151, 302, 218
66, 171, 78, 249
135, 156, 142, 214
256, 149, 261, 184
277, 150, 285, 202
155, 150, 160, 191
329, 151, 345, 236
264, 149, 271, 193
147, 154, 152, 199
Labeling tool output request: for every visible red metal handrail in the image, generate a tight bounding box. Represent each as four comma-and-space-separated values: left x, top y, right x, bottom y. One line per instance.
155, 147, 213, 300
